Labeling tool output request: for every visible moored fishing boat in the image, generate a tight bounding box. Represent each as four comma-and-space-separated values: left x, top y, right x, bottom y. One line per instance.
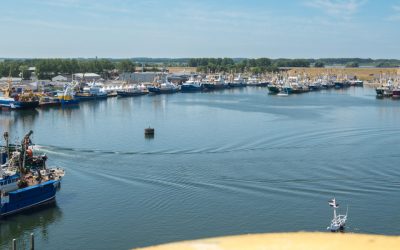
159, 82, 180, 94
268, 83, 281, 94
57, 82, 79, 106
392, 86, 400, 98
376, 80, 394, 97
117, 84, 148, 97
334, 81, 345, 89
181, 76, 203, 92
75, 82, 108, 100
202, 74, 228, 91
0, 130, 65, 218
148, 74, 180, 94
39, 96, 61, 107
0, 78, 39, 109
228, 74, 246, 88
308, 81, 321, 91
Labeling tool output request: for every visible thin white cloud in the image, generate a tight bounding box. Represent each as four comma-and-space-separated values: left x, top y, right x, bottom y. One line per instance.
387, 4, 400, 20
305, 0, 366, 18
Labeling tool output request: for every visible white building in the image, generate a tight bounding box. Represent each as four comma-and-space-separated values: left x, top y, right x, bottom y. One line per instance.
0, 77, 22, 84
120, 72, 157, 83
52, 75, 69, 82
73, 73, 101, 82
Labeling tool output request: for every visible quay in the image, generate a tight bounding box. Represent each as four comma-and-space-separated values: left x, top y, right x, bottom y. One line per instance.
136, 232, 400, 250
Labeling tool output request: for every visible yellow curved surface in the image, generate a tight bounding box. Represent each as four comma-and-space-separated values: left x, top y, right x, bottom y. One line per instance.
136, 232, 400, 250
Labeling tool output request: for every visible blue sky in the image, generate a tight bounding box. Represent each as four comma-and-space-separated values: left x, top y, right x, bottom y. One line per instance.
1, 0, 400, 58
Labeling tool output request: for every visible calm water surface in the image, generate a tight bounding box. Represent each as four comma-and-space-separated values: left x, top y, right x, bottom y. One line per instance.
0, 87, 399, 249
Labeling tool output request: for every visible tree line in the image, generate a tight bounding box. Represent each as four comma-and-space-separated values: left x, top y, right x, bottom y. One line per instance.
0, 59, 136, 79
1, 57, 399, 79
189, 58, 310, 73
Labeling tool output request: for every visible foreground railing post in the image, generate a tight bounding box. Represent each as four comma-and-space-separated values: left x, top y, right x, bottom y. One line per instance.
30, 233, 35, 250
12, 239, 16, 250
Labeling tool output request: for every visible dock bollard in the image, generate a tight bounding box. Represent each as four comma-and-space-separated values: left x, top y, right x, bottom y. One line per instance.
30, 233, 35, 250
12, 239, 16, 250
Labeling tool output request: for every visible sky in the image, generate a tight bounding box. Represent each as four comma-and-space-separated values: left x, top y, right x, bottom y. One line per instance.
0, 0, 400, 58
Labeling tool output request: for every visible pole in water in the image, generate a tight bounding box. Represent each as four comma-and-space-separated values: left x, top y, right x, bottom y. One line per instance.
30, 233, 35, 250
12, 239, 16, 250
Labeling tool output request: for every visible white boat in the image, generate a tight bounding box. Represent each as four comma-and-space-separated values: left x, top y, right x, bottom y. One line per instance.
247, 76, 260, 86
230, 73, 245, 87
327, 198, 348, 232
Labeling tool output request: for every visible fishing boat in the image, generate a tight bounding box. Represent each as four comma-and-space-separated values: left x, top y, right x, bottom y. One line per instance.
117, 84, 148, 97
58, 82, 79, 106
327, 198, 348, 232
334, 81, 345, 89
181, 76, 202, 92
246, 76, 260, 87
202, 75, 228, 91
376, 80, 394, 97
350, 80, 364, 87
267, 83, 281, 94
229, 74, 246, 87
0, 131, 65, 218
148, 74, 180, 94
308, 81, 321, 91
39, 96, 61, 107
392, 86, 400, 98
75, 82, 108, 100
247, 76, 269, 87
0, 78, 39, 109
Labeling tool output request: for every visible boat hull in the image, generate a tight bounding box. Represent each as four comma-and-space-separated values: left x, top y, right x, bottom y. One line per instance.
202, 84, 228, 91
181, 85, 202, 92
74, 94, 108, 100
10, 101, 39, 110
1, 180, 60, 217
0, 98, 15, 109
147, 86, 161, 94
39, 101, 61, 107
267, 85, 280, 94
61, 99, 79, 106
392, 90, 400, 98
117, 91, 148, 97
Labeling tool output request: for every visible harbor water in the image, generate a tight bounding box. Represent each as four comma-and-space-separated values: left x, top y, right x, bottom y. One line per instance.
1, 87, 399, 249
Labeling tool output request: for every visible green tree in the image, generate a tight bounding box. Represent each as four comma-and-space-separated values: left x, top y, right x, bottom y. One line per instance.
314, 61, 325, 68
117, 59, 135, 73
345, 62, 359, 68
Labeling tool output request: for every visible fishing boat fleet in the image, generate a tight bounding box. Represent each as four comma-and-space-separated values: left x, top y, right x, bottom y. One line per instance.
0, 131, 65, 217
266, 75, 364, 95
5, 70, 400, 111
375, 79, 400, 98
0, 73, 267, 110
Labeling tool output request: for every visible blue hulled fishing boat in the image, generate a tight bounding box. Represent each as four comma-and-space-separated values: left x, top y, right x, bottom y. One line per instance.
181, 76, 203, 92
0, 131, 65, 217
0, 77, 39, 109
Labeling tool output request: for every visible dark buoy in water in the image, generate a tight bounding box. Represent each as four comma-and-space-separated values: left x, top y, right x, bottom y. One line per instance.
145, 127, 155, 139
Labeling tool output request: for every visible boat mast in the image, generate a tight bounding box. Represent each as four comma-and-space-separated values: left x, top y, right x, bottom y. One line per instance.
3, 132, 10, 161
20, 130, 33, 175
4, 70, 12, 98
329, 198, 338, 219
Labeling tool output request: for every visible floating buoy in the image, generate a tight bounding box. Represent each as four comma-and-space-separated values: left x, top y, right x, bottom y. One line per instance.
145, 127, 154, 135
145, 127, 155, 139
